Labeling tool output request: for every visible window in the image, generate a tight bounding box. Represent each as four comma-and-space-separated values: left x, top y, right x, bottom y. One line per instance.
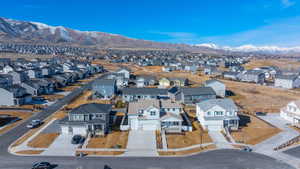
228, 111, 233, 116
207, 111, 212, 116
150, 111, 156, 116
215, 111, 223, 116
95, 114, 103, 118
173, 108, 175, 111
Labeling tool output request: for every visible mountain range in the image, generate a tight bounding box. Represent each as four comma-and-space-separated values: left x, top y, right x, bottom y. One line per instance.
0, 17, 300, 56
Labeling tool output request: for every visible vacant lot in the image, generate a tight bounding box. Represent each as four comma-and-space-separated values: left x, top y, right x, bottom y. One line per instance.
0, 111, 33, 134
28, 133, 59, 148
86, 131, 129, 149
231, 114, 281, 145
223, 79, 300, 113
158, 144, 216, 156
244, 59, 300, 70
166, 121, 212, 149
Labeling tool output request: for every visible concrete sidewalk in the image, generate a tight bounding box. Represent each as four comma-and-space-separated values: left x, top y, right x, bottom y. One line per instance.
124, 130, 158, 157
208, 131, 233, 149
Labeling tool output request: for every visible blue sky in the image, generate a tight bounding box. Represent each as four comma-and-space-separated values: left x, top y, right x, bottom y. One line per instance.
1, 0, 300, 46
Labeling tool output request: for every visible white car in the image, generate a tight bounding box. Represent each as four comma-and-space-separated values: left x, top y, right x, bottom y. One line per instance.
27, 119, 42, 129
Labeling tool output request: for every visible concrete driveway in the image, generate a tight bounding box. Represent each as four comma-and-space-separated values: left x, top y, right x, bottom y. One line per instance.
41, 134, 78, 156
124, 130, 158, 156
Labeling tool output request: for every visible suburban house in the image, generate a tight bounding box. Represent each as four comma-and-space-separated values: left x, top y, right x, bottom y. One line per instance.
135, 75, 156, 88
116, 68, 131, 79
8, 71, 29, 84
274, 75, 300, 89
159, 77, 171, 88
169, 77, 188, 87
177, 87, 216, 104
280, 100, 300, 127
0, 74, 13, 88
92, 79, 117, 99
124, 99, 189, 132
27, 69, 43, 79
104, 73, 128, 88
122, 87, 169, 102
240, 70, 265, 84
204, 79, 226, 97
223, 71, 240, 81
60, 103, 112, 136
21, 81, 43, 96
196, 98, 239, 131
0, 85, 32, 106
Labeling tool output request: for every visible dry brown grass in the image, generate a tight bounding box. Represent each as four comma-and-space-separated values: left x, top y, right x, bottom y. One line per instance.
41, 94, 65, 101
15, 150, 44, 155
158, 144, 216, 156
166, 121, 212, 149
58, 85, 79, 92
223, 79, 300, 113
231, 114, 281, 145
0, 111, 33, 134
86, 131, 129, 149
27, 133, 59, 148
156, 130, 163, 149
76, 151, 124, 156
244, 59, 300, 70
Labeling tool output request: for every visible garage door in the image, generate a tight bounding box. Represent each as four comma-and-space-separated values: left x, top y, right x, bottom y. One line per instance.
141, 124, 157, 131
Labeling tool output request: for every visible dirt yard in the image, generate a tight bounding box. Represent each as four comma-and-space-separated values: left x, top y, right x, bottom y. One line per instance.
223, 79, 300, 113
27, 133, 59, 148
86, 131, 129, 149
158, 144, 216, 156
231, 114, 281, 145
0, 111, 33, 134
15, 150, 44, 155
166, 121, 212, 149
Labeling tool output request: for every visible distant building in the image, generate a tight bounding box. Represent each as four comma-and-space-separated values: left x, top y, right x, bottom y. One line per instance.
274, 75, 300, 89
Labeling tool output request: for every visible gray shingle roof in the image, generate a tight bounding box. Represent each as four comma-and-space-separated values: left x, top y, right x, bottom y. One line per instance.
196, 98, 238, 112
93, 79, 116, 86
181, 87, 216, 96
70, 103, 112, 114
122, 87, 168, 95
275, 74, 298, 80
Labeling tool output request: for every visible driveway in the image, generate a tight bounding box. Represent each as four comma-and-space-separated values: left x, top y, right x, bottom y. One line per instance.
208, 131, 232, 149
41, 134, 78, 156
124, 130, 158, 156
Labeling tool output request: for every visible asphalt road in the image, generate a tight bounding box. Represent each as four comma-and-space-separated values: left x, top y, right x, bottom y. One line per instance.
0, 75, 296, 169
284, 146, 300, 159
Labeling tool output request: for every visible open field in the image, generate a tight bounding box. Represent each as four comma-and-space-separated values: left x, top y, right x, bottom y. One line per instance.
0, 111, 33, 134
86, 131, 129, 149
231, 114, 281, 145
223, 79, 300, 113
76, 151, 124, 156
158, 144, 216, 156
166, 121, 212, 149
27, 133, 60, 148
244, 59, 300, 70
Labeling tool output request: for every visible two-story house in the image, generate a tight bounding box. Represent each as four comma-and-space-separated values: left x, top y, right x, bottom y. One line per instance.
196, 98, 239, 131
274, 75, 300, 89
280, 100, 300, 127
122, 87, 169, 102
0, 85, 32, 106
204, 80, 226, 97
59, 103, 112, 136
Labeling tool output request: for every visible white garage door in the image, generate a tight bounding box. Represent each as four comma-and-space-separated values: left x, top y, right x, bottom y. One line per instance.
141, 124, 157, 131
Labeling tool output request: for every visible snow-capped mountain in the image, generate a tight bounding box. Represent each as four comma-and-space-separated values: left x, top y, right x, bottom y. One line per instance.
195, 43, 300, 54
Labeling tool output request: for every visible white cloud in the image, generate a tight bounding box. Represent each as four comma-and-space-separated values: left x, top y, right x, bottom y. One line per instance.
281, 0, 296, 8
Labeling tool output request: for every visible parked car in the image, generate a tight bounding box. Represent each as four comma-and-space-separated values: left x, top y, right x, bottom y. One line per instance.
27, 119, 42, 129
32, 162, 52, 169
242, 146, 252, 152
71, 135, 85, 144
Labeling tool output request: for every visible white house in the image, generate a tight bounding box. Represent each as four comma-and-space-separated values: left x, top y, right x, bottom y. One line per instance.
126, 99, 185, 133
274, 75, 300, 89
116, 68, 130, 79
280, 100, 300, 127
196, 98, 239, 131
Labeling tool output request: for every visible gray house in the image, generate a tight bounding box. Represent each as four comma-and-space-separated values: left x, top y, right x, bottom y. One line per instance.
122, 87, 169, 102
8, 71, 29, 84
204, 80, 226, 97
92, 79, 117, 99
21, 81, 43, 96
0, 85, 32, 106
240, 70, 265, 84
60, 103, 112, 136
27, 69, 43, 79
274, 74, 300, 89
178, 87, 216, 104
223, 71, 240, 81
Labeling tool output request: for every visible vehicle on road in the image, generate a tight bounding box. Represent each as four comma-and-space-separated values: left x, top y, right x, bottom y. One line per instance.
71, 135, 85, 144
242, 146, 253, 152
256, 112, 267, 116
32, 162, 52, 169
26, 120, 42, 129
